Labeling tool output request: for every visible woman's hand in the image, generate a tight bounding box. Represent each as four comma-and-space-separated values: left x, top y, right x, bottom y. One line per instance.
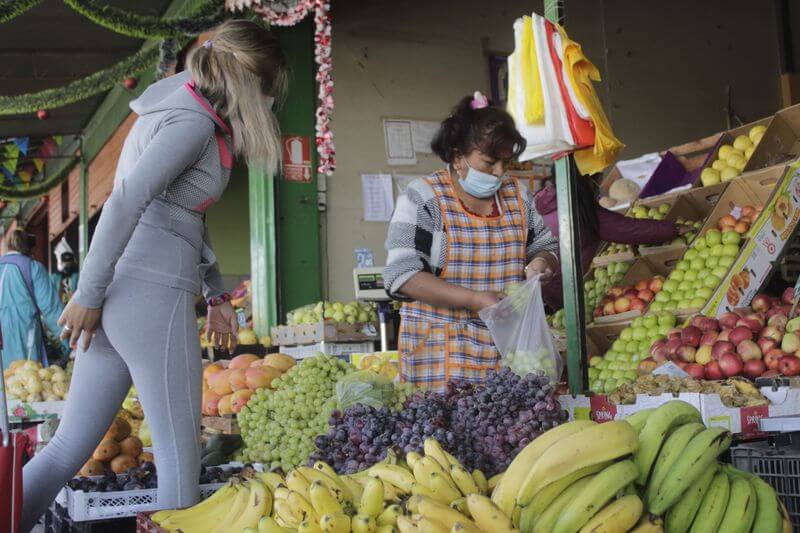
58, 301, 102, 351
676, 223, 695, 236
206, 301, 239, 352
526, 252, 558, 284
469, 290, 505, 312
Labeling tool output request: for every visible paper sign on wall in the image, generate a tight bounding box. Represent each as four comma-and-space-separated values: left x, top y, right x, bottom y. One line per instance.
383, 120, 416, 166
393, 174, 426, 196
411, 121, 439, 153
362, 174, 394, 222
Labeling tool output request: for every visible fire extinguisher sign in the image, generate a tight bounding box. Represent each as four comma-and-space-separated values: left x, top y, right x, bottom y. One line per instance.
282, 135, 312, 182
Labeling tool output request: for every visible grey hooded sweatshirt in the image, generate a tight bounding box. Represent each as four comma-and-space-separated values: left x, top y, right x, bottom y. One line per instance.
72, 70, 232, 308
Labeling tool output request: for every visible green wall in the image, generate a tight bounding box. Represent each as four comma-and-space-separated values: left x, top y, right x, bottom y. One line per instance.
206, 162, 251, 277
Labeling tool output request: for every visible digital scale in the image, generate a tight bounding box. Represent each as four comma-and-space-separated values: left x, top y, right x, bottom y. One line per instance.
353, 266, 392, 351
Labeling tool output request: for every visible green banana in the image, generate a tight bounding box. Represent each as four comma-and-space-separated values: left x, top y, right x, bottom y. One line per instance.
646, 422, 705, 507
634, 401, 702, 486
664, 462, 717, 533
649, 427, 731, 514
552, 460, 640, 533
717, 477, 757, 533
750, 475, 784, 533
625, 408, 656, 434
688, 472, 730, 533
531, 476, 595, 533
520, 461, 613, 524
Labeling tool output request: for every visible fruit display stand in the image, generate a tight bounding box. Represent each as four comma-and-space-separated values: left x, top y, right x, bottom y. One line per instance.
703, 161, 800, 315
7, 398, 65, 419
741, 103, 800, 174
591, 241, 635, 267
591, 257, 667, 324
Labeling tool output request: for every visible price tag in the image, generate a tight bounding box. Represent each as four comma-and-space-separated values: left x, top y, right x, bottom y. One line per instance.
652, 361, 689, 378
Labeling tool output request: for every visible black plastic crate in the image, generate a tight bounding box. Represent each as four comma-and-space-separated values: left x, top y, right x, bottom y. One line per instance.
43, 503, 136, 533
731, 441, 800, 529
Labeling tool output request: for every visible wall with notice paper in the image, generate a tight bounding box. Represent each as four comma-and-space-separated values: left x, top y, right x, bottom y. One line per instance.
326, 0, 781, 302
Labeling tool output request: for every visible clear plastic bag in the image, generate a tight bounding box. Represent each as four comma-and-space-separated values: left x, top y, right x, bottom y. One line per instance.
335, 370, 395, 410
478, 274, 563, 382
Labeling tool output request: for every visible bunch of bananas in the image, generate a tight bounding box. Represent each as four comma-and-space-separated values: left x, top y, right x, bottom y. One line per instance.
630, 401, 792, 533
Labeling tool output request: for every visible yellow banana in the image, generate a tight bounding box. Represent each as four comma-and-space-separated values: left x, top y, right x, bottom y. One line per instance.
415, 456, 456, 490
424, 438, 452, 471
430, 472, 462, 504
466, 494, 515, 533
341, 475, 365, 503
406, 451, 423, 470
450, 464, 480, 496
286, 468, 312, 496
472, 470, 488, 495
406, 495, 425, 514
492, 419, 595, 516
288, 489, 320, 524
273, 486, 291, 501
258, 472, 287, 492
450, 497, 470, 517
274, 497, 302, 528
523, 461, 613, 522
412, 482, 436, 498
418, 496, 473, 530
369, 464, 416, 493
382, 479, 400, 502
213, 484, 251, 533
451, 520, 484, 533
417, 515, 449, 533
532, 476, 595, 533
377, 504, 403, 526
352, 514, 377, 533
154, 482, 236, 526
443, 450, 461, 468
397, 516, 419, 533
319, 512, 351, 533
313, 461, 355, 502
298, 467, 347, 503
488, 473, 503, 492
376, 526, 398, 533
159, 484, 239, 532
309, 480, 343, 516
360, 477, 385, 517
258, 516, 295, 533
298, 519, 324, 533
229, 480, 272, 532
579, 494, 643, 533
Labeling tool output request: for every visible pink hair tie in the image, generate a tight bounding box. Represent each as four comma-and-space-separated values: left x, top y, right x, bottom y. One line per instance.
202, 39, 213, 49
470, 91, 489, 110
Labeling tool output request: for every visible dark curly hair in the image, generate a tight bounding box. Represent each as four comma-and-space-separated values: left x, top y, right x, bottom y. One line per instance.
431, 95, 526, 163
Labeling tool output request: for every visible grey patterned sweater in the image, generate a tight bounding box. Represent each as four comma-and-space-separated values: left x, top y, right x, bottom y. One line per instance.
384, 174, 558, 299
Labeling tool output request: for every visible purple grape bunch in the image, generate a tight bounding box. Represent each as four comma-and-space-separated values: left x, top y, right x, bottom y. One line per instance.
312, 367, 567, 476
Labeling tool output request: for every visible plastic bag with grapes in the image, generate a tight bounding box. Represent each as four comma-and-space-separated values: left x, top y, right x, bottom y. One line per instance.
479, 274, 562, 382
335, 370, 394, 410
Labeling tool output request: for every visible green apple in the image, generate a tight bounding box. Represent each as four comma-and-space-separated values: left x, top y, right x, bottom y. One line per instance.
664, 300, 678, 311
612, 339, 626, 352
703, 274, 721, 288
706, 229, 722, 245
749, 125, 767, 142
733, 134, 753, 152
696, 287, 713, 299
721, 167, 740, 182
604, 379, 618, 393
683, 270, 698, 282
650, 301, 664, 312
626, 340, 639, 353
590, 356, 605, 367
678, 299, 692, 309
657, 324, 671, 335
608, 362, 619, 371
712, 159, 728, 171
694, 279, 705, 290
722, 243, 740, 257
631, 316, 644, 328
701, 168, 721, 186
663, 279, 679, 293
698, 248, 711, 260
690, 297, 707, 308
588, 367, 600, 380
624, 370, 638, 381
678, 280, 693, 292
671, 269, 685, 281
647, 326, 660, 338
684, 249, 699, 261
718, 255, 735, 268
605, 351, 618, 362
676, 260, 690, 272
632, 327, 646, 341
693, 236, 708, 250
639, 340, 651, 352
711, 266, 729, 279
643, 316, 658, 329
710, 243, 725, 257
619, 328, 633, 341
659, 203, 671, 214
690, 258, 706, 271
599, 369, 611, 380
706, 256, 720, 268
654, 292, 670, 303
671, 290, 684, 302
590, 380, 604, 392
658, 313, 676, 327
718, 145, 735, 159
722, 230, 742, 245
610, 370, 624, 380
727, 152, 747, 171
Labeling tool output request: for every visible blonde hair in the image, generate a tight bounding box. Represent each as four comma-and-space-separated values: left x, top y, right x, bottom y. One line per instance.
7, 229, 33, 255
187, 19, 288, 174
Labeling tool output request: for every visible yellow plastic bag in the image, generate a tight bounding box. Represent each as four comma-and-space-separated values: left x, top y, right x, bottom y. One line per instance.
520, 16, 544, 125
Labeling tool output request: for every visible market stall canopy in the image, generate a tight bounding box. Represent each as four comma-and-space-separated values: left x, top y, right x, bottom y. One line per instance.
0, 0, 171, 138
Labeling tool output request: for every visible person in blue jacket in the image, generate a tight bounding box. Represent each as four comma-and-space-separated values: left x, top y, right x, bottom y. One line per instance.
0, 229, 67, 368
50, 251, 79, 304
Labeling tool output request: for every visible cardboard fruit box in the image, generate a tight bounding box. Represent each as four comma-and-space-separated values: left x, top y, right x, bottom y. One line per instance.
703, 160, 800, 316
592, 255, 676, 324
743, 103, 800, 173
271, 319, 379, 346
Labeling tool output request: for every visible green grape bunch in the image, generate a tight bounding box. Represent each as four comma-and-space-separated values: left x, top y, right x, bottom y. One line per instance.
237, 355, 355, 472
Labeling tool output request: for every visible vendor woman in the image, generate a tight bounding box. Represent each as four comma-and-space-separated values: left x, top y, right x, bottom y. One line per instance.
384, 92, 558, 391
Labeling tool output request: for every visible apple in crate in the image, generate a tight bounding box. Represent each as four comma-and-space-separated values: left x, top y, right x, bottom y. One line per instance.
718, 353, 744, 377
743, 359, 767, 379
764, 349, 786, 371
779, 356, 800, 377
705, 360, 724, 380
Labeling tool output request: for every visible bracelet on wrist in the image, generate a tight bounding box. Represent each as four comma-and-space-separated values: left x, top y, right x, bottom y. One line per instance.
207, 293, 232, 307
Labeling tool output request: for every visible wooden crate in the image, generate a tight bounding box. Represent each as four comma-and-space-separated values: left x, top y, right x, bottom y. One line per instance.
271, 320, 379, 346
201, 415, 239, 435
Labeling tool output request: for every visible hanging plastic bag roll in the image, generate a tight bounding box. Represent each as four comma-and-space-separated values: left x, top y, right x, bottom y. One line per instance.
478, 274, 563, 383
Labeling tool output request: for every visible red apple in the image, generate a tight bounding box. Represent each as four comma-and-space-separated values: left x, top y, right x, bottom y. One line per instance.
719, 353, 744, 377
765, 348, 786, 371
649, 277, 664, 292
757, 338, 778, 355
624, 289, 639, 300
760, 326, 784, 343
668, 327, 683, 338
737, 315, 764, 334
613, 297, 631, 313
601, 296, 614, 306
700, 317, 720, 332
711, 340, 735, 360
743, 359, 767, 379
637, 289, 655, 302
676, 361, 689, 370
677, 345, 697, 363
666, 338, 683, 356
719, 312, 740, 330
761, 369, 781, 379
782, 287, 796, 305
637, 358, 658, 375
685, 363, 705, 380
700, 331, 719, 346
593, 306, 604, 318
635, 280, 649, 292
736, 340, 762, 361
768, 313, 788, 330
779, 356, 800, 376
650, 339, 667, 357
751, 294, 772, 313
729, 326, 754, 345
718, 329, 731, 342
681, 326, 703, 348
691, 315, 706, 329
609, 287, 624, 298
629, 298, 647, 312
603, 301, 616, 316
705, 360, 724, 380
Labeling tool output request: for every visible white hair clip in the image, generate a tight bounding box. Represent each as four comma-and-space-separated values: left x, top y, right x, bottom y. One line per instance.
202, 39, 213, 49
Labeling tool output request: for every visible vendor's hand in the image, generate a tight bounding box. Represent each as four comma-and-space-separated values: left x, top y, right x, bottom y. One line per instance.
676, 223, 695, 236
58, 301, 102, 351
526, 253, 558, 284
206, 301, 239, 352
469, 290, 505, 312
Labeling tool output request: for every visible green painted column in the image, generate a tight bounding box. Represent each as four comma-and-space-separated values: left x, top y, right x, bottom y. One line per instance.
78, 148, 89, 264
249, 166, 278, 334
544, 0, 588, 394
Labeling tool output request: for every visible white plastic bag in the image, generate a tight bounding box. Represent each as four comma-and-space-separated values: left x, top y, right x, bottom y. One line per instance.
478, 275, 563, 382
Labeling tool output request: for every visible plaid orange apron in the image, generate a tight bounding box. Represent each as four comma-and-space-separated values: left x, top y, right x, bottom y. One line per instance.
399, 170, 527, 391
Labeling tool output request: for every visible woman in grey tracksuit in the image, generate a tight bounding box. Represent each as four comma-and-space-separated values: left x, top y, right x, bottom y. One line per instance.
21, 20, 287, 530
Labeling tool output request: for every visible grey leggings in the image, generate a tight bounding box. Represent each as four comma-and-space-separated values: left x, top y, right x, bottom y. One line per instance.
21, 275, 202, 532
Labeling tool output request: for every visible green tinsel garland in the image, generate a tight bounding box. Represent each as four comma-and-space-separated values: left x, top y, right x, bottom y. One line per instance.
0, 0, 42, 24
0, 45, 161, 115
63, 0, 225, 39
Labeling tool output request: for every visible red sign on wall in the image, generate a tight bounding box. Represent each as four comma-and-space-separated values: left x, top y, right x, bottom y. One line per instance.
282, 135, 312, 182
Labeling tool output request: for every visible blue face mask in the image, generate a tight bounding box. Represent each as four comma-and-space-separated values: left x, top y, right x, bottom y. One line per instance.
458, 159, 503, 198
